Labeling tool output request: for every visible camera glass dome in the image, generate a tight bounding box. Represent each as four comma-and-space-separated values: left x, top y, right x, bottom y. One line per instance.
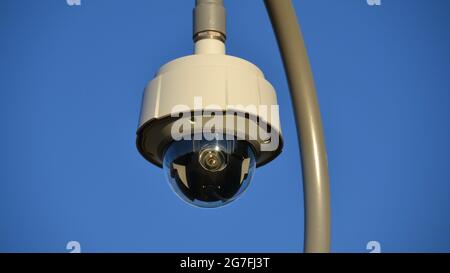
163, 136, 256, 208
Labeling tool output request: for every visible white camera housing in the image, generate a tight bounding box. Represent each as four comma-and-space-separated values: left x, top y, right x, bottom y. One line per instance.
137, 40, 283, 168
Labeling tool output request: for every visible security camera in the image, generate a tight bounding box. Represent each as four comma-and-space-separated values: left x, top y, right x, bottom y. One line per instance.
163, 136, 257, 207
136, 0, 283, 207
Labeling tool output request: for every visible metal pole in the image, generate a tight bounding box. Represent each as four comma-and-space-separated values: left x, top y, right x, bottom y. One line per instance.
264, 0, 331, 253
193, 0, 226, 43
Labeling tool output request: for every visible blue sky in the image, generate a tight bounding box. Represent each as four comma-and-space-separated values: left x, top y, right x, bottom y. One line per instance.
0, 0, 449, 252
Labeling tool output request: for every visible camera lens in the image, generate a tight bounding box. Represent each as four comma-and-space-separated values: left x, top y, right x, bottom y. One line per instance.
199, 148, 227, 172
163, 137, 256, 208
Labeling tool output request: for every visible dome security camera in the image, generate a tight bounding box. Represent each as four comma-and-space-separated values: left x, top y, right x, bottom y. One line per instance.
136, 0, 282, 208
163, 137, 257, 207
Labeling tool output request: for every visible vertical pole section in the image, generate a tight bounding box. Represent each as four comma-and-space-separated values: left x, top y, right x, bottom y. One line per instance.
193, 0, 226, 42
193, 0, 226, 54
264, 0, 331, 253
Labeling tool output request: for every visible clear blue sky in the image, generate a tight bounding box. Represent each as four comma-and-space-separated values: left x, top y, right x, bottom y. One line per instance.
1, 0, 449, 252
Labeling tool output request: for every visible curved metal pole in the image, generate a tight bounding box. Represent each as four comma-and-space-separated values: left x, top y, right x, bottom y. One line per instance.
264, 0, 331, 253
